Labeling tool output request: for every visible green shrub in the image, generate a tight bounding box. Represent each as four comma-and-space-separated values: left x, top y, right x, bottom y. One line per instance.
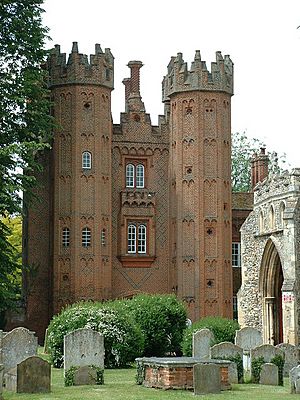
110, 294, 187, 357
251, 354, 284, 386
47, 301, 144, 368
181, 316, 240, 356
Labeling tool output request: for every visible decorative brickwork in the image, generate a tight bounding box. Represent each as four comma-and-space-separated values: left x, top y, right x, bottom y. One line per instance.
23, 44, 236, 340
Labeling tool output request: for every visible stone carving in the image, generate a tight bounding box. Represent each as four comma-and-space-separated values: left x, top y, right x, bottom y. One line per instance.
259, 363, 278, 386
64, 328, 104, 385
2, 327, 38, 373
192, 328, 214, 359
193, 363, 221, 395
290, 365, 300, 394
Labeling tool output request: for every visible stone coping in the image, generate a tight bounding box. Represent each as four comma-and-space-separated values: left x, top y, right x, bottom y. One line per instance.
136, 357, 232, 368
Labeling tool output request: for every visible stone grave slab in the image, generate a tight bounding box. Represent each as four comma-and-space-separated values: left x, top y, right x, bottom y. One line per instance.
193, 363, 221, 395
259, 363, 278, 386
2, 327, 38, 373
192, 328, 214, 359
290, 365, 300, 394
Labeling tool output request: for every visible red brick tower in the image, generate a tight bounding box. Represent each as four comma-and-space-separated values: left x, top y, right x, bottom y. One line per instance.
48, 43, 114, 314
163, 51, 234, 320
24, 43, 114, 338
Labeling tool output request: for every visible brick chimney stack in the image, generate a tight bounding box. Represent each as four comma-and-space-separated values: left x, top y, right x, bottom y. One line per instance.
128, 60, 143, 94
251, 147, 269, 189
124, 60, 145, 113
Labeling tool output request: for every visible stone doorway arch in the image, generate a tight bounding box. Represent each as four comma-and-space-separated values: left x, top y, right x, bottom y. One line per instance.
259, 239, 284, 345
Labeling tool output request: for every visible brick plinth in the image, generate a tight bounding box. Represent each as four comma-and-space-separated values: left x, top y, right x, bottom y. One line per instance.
136, 357, 231, 391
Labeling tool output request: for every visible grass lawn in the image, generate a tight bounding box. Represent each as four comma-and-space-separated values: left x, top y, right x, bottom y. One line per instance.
2, 367, 295, 400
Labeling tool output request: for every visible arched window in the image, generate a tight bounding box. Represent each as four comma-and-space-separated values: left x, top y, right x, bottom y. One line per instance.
82, 151, 92, 169
125, 162, 145, 188
101, 228, 106, 246
259, 210, 264, 233
126, 164, 135, 188
280, 202, 285, 227
82, 227, 91, 247
269, 205, 275, 230
136, 164, 145, 188
127, 224, 136, 253
138, 224, 146, 253
62, 227, 70, 247
127, 222, 147, 254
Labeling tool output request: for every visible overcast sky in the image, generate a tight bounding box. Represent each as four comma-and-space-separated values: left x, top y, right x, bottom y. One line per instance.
43, 0, 300, 168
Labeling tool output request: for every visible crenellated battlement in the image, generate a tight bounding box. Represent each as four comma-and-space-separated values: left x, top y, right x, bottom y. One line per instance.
162, 50, 233, 101
47, 42, 114, 89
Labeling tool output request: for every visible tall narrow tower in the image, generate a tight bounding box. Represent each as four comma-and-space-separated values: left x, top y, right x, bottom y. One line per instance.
163, 51, 234, 320
48, 43, 114, 314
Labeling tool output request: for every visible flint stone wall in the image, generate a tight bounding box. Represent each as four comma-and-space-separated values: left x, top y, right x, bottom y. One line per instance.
239, 170, 300, 345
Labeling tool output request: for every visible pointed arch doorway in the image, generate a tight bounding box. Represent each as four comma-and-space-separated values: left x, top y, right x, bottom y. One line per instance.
260, 239, 284, 345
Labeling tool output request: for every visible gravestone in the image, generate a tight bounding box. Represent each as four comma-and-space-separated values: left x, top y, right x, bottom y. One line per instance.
4, 367, 17, 392
193, 363, 221, 395
64, 328, 104, 385
17, 356, 51, 393
235, 327, 262, 374
192, 328, 214, 359
2, 327, 38, 373
251, 344, 284, 363
259, 363, 279, 386
0, 364, 3, 400
290, 365, 300, 394
210, 342, 243, 383
276, 343, 299, 377
74, 366, 97, 386
235, 327, 262, 351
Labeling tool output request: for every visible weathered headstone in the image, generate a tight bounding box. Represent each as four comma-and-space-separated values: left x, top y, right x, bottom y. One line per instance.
74, 366, 97, 386
210, 342, 243, 383
251, 344, 284, 363
192, 328, 214, 359
193, 363, 221, 395
235, 327, 263, 375
64, 328, 104, 386
2, 327, 38, 373
259, 363, 279, 386
16, 356, 51, 393
235, 327, 262, 351
4, 367, 17, 392
290, 365, 300, 394
0, 364, 3, 400
276, 343, 299, 377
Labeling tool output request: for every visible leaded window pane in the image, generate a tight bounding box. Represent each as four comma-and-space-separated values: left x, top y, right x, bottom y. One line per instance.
127, 224, 136, 253
138, 224, 146, 253
82, 227, 91, 247
136, 164, 145, 188
82, 151, 92, 169
126, 164, 134, 187
62, 228, 70, 247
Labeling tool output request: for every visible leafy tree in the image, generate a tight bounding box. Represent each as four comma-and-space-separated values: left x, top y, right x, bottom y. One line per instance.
231, 131, 288, 192
0, 1, 53, 315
